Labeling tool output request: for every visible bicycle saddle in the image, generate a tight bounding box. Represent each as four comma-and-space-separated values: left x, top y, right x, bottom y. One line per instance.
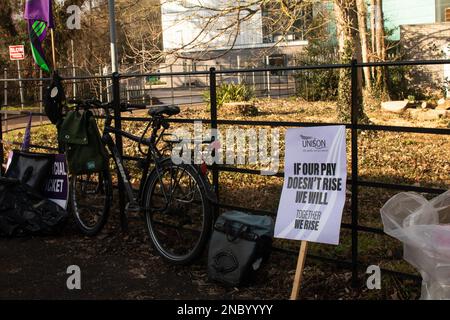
148, 105, 180, 117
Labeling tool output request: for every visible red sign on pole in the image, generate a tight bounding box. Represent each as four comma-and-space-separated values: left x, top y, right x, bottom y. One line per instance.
9, 45, 25, 61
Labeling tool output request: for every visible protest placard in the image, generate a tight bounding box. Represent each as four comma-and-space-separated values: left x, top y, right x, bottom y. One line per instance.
274, 125, 347, 299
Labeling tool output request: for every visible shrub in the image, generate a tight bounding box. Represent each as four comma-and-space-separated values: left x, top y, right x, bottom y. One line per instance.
293, 39, 339, 102
203, 82, 255, 108
386, 43, 445, 101
294, 69, 339, 102
385, 64, 420, 101
236, 103, 259, 116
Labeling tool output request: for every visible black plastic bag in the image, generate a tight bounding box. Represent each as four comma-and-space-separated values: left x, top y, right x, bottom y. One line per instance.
5, 150, 53, 192
0, 177, 68, 237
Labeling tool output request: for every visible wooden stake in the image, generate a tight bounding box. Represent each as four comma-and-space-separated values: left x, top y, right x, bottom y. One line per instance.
290, 240, 309, 300
50, 28, 57, 71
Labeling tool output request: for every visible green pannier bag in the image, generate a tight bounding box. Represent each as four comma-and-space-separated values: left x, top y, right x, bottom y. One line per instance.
58, 110, 108, 174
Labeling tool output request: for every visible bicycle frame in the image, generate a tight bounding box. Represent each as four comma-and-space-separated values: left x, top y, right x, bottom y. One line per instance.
101, 111, 166, 208
88, 103, 217, 214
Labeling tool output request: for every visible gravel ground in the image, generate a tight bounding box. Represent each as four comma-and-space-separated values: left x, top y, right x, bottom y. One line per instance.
0, 209, 421, 300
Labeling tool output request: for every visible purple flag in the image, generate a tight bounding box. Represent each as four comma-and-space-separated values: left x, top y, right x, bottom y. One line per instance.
24, 0, 54, 28
24, 0, 54, 72
21, 113, 33, 152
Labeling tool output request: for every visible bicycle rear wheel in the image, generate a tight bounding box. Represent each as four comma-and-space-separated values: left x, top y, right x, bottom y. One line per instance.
143, 160, 213, 265
70, 169, 112, 236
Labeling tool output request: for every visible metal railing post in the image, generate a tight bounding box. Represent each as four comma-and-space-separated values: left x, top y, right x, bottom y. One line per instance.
126, 78, 130, 102
209, 67, 219, 202
265, 56, 270, 98
0, 84, 3, 176
170, 65, 175, 105
112, 72, 128, 232
3, 68, 7, 106
350, 59, 359, 288
149, 82, 153, 106
99, 65, 104, 103
189, 72, 192, 105
3, 68, 8, 133
17, 61, 25, 109
39, 69, 43, 125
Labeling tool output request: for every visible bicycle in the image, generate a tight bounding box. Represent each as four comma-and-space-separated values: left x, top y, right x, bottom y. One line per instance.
67, 99, 216, 265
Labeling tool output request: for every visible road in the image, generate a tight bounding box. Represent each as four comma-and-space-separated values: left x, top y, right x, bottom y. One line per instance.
132, 83, 296, 106
145, 87, 205, 105
0, 83, 296, 133
1, 114, 48, 133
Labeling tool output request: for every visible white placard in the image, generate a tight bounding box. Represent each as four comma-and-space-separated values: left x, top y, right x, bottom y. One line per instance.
275, 126, 347, 245
9, 45, 25, 60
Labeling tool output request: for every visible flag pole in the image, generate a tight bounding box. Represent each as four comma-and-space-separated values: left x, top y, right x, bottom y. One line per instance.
50, 28, 57, 71
108, 0, 119, 73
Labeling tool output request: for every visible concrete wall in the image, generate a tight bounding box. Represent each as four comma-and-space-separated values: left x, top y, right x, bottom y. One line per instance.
400, 23, 450, 96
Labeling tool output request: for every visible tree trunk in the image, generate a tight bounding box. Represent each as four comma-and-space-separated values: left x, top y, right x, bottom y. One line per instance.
370, 0, 376, 81
334, 0, 367, 123
374, 0, 388, 97
356, 0, 372, 89
0, 1, 17, 37
370, 0, 376, 56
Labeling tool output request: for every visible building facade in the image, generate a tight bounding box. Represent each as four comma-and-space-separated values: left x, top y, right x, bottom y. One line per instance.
400, 23, 450, 97
384, 0, 450, 40
159, 0, 312, 85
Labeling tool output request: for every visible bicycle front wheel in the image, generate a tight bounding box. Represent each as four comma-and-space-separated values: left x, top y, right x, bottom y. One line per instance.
70, 169, 112, 236
143, 161, 213, 265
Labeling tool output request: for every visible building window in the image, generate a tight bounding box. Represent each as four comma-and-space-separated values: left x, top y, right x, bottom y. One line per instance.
267, 54, 286, 75
446, 8, 450, 22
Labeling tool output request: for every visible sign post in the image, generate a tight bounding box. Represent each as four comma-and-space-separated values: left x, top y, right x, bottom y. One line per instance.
9, 45, 25, 109
275, 125, 347, 300
290, 240, 309, 300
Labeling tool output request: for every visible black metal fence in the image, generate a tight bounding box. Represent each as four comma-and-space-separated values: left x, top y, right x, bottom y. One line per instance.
1, 59, 450, 289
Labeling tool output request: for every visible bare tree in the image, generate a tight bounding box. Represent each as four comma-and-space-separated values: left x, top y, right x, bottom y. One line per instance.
356, 0, 372, 89
123, 0, 318, 67
374, 0, 388, 97
334, 0, 367, 122
48, 0, 161, 74
0, 0, 17, 37
0, 0, 21, 65
369, 0, 376, 58
120, 0, 163, 72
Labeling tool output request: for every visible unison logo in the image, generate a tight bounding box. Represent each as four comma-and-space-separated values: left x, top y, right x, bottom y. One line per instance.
300, 135, 326, 150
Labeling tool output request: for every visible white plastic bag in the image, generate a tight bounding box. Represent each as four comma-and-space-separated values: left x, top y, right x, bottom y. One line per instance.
380, 191, 450, 300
